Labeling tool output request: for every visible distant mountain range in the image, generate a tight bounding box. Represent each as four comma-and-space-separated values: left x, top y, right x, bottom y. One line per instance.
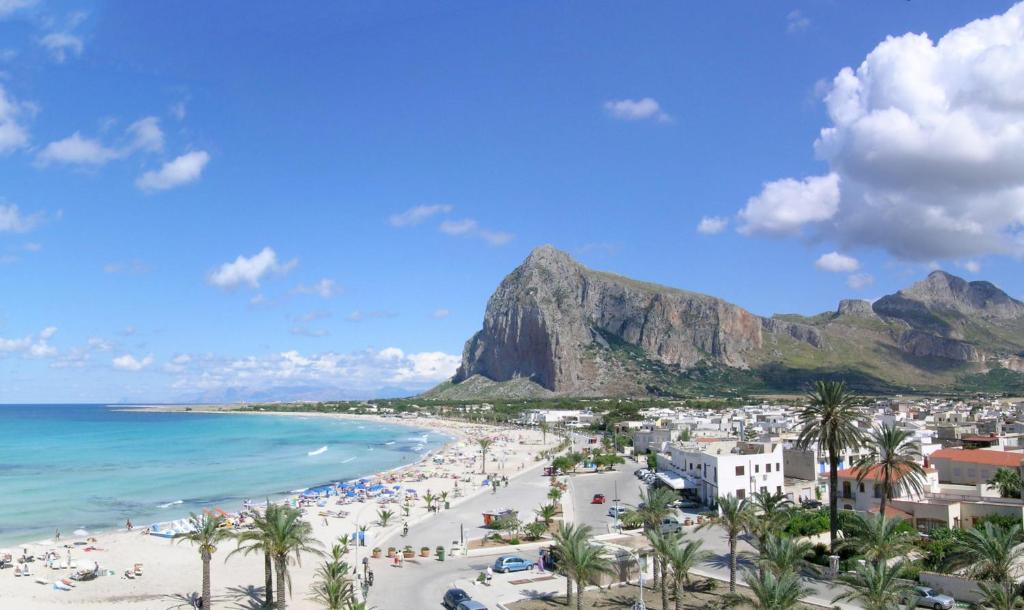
426, 245, 1024, 398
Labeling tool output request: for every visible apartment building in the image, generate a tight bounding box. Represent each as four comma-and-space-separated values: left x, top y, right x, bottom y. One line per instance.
835, 465, 940, 512
657, 440, 785, 506
928, 447, 1024, 485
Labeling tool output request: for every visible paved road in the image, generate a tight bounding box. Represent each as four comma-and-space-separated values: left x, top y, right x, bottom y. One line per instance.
367, 464, 553, 609
568, 463, 645, 533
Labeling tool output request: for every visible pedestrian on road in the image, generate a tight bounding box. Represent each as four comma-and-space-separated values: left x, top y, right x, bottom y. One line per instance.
485, 566, 493, 585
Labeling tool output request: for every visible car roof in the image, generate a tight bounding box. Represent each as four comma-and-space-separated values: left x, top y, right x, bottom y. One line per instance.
446, 588, 468, 595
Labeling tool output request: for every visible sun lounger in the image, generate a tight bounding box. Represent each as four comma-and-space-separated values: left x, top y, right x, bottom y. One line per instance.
35, 577, 48, 585
60, 578, 76, 587
53, 581, 72, 591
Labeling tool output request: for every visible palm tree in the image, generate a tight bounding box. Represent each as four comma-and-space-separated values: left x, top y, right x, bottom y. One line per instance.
309, 540, 353, 610
624, 487, 676, 591
540, 421, 549, 446
266, 505, 324, 610
833, 561, 914, 610
478, 438, 493, 474
838, 513, 915, 564
535, 503, 557, 529
743, 568, 811, 610
747, 490, 793, 546
647, 529, 673, 610
548, 487, 563, 504
175, 512, 231, 610
564, 537, 613, 610
795, 379, 867, 551
663, 536, 710, 610
228, 503, 277, 608
988, 468, 1024, 499
944, 522, 1024, 598
552, 523, 590, 606
853, 423, 927, 518
978, 580, 1024, 610
757, 534, 811, 577
698, 494, 752, 592
423, 492, 437, 512
376, 509, 395, 527
439, 490, 450, 509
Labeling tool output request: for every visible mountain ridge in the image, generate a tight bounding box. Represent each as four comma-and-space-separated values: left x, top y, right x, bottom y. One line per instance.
437, 246, 1024, 398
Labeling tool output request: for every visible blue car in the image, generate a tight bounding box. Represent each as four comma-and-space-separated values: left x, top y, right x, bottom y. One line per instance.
493, 555, 533, 573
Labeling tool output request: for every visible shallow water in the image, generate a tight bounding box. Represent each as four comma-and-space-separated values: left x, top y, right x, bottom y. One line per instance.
0, 405, 445, 545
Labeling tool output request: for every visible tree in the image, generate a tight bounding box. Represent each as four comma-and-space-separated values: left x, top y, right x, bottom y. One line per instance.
833, 561, 914, 610
548, 487, 563, 504
564, 537, 613, 610
795, 379, 867, 551
757, 534, 811, 577
698, 494, 752, 593
478, 438, 494, 474
266, 505, 324, 610
439, 490, 450, 509
535, 503, 557, 529
853, 423, 927, 518
423, 492, 437, 512
647, 530, 673, 610
175, 512, 231, 610
978, 580, 1024, 610
524, 521, 548, 541
552, 523, 591, 606
376, 509, 395, 528
838, 513, 915, 565
988, 468, 1024, 499
944, 522, 1024, 599
540, 421, 549, 446
663, 536, 710, 610
309, 540, 354, 610
228, 503, 277, 608
747, 490, 793, 547
742, 568, 810, 610
624, 487, 676, 591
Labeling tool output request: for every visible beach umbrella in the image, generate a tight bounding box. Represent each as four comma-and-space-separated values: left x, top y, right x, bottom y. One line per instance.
73, 529, 89, 537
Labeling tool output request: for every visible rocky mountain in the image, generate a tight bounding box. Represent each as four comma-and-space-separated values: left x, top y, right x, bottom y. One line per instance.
434, 246, 1024, 398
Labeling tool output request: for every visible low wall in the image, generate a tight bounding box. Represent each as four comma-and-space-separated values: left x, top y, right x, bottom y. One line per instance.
919, 571, 983, 604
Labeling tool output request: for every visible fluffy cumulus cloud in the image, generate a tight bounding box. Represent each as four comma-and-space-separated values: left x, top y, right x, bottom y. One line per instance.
0, 0, 37, 18
697, 216, 729, 235
737, 4, 1024, 262
292, 278, 341, 299
603, 98, 671, 122
0, 204, 42, 233
167, 348, 460, 395
439, 218, 513, 246
112, 353, 154, 371
388, 204, 453, 227
815, 251, 860, 273
431, 308, 450, 319
36, 117, 164, 167
0, 84, 30, 154
136, 150, 210, 191
0, 326, 58, 359
39, 32, 83, 62
208, 247, 297, 290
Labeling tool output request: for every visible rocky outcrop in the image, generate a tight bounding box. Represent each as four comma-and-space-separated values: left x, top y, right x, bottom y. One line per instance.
898, 330, 983, 362
836, 299, 877, 318
761, 318, 823, 348
877, 271, 1024, 321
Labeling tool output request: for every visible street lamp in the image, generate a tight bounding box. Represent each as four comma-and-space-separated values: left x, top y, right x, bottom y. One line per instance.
629, 548, 647, 610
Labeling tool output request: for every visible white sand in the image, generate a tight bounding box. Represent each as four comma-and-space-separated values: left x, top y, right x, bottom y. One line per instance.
0, 413, 557, 609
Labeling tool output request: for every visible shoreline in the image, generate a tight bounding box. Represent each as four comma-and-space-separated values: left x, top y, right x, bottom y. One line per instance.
0, 409, 457, 549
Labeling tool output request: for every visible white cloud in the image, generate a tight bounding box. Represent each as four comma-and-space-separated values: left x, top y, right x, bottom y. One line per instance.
167, 347, 460, 395
39, 32, 83, 62
432, 308, 450, 319
36, 132, 120, 166
136, 150, 210, 191
169, 101, 187, 121
960, 260, 982, 273
125, 116, 164, 153
847, 273, 875, 290
697, 216, 729, 235
603, 98, 671, 123
208, 247, 297, 290
439, 218, 514, 246
815, 251, 860, 273
738, 174, 840, 235
112, 353, 154, 371
737, 4, 1024, 262
0, 84, 30, 153
389, 204, 452, 227
0, 326, 58, 359
346, 310, 396, 322
0, 204, 42, 232
293, 278, 341, 299
787, 10, 810, 33
0, 0, 36, 18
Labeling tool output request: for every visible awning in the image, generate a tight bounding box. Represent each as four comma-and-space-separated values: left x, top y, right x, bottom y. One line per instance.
655, 472, 689, 490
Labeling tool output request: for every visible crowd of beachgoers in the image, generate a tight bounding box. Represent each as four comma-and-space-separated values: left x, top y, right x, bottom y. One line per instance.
0, 413, 557, 609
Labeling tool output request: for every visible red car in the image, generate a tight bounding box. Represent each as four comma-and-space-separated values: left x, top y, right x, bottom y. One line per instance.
591, 494, 606, 504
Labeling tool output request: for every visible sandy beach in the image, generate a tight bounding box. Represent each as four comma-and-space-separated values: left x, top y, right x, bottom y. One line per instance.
0, 412, 558, 609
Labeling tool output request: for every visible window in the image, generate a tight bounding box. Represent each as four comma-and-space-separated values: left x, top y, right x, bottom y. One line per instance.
736, 489, 746, 499
777, 462, 781, 471
859, 482, 865, 492
736, 465, 745, 476
776, 486, 782, 494
766, 463, 772, 473
755, 464, 760, 473
760, 486, 767, 493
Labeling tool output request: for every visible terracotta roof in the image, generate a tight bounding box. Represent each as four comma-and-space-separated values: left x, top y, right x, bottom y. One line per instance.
836, 464, 934, 481
962, 434, 998, 442
867, 505, 913, 520
929, 448, 1024, 468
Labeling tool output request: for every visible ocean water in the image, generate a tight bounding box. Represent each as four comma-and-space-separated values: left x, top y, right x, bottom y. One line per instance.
0, 405, 446, 545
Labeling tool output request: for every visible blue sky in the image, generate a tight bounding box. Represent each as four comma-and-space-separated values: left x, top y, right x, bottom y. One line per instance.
1, 0, 1022, 402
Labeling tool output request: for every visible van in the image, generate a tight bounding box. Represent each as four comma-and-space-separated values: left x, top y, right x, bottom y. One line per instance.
659, 516, 682, 534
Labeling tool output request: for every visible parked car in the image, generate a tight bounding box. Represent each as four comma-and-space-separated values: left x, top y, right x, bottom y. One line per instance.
902, 586, 954, 610
456, 601, 489, 610
659, 516, 683, 534
634, 468, 649, 478
493, 556, 534, 573
801, 499, 823, 509
443, 588, 471, 609
591, 493, 606, 504
669, 498, 701, 509
607, 506, 628, 518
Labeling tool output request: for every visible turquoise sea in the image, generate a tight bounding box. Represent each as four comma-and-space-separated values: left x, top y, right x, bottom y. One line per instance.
0, 405, 446, 545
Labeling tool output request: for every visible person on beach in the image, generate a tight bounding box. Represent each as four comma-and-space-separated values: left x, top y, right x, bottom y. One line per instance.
126, 519, 133, 530
55, 528, 60, 541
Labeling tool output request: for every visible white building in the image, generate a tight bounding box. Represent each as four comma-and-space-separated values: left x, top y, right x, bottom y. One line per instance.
657, 440, 785, 507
